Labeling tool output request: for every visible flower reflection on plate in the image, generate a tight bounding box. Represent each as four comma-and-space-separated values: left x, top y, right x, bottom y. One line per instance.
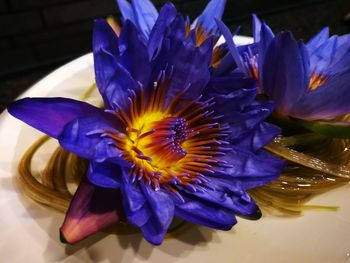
1, 36, 350, 263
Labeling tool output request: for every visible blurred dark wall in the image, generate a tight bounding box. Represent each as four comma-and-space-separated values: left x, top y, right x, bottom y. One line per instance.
0, 0, 349, 77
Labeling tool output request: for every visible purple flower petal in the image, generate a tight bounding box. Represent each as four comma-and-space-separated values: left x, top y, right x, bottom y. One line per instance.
87, 161, 123, 189
148, 2, 177, 59
306, 27, 329, 52
60, 179, 122, 244
309, 36, 338, 73
337, 33, 350, 50
325, 35, 350, 74
208, 75, 257, 97
93, 19, 143, 111
103, 59, 139, 111
180, 184, 258, 216
215, 145, 285, 189
118, 20, 150, 85
165, 41, 211, 104
257, 23, 274, 77
295, 69, 350, 120
152, 15, 212, 105
225, 101, 275, 140
139, 184, 174, 245
121, 177, 174, 245
175, 198, 237, 231
208, 78, 257, 112
93, 19, 121, 105
93, 19, 119, 59
130, 0, 158, 38
58, 114, 125, 162
8, 98, 103, 138
327, 51, 350, 75
252, 14, 262, 42
194, 0, 227, 35
233, 122, 281, 152
261, 32, 310, 116
121, 177, 152, 227
116, 0, 136, 23
216, 19, 246, 73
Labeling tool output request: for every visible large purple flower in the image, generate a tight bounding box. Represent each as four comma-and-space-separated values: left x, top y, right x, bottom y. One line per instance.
8, 5, 283, 245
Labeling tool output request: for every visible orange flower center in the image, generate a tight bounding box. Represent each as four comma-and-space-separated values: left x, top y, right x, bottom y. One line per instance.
105, 77, 229, 190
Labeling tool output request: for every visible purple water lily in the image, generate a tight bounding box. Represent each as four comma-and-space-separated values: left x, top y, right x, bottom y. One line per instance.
220, 16, 350, 136
8, 4, 284, 245
261, 29, 350, 121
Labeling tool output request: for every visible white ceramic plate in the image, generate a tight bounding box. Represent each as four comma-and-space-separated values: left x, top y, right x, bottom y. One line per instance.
1, 37, 350, 263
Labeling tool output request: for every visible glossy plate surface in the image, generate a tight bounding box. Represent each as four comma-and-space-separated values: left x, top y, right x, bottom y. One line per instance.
1, 36, 350, 263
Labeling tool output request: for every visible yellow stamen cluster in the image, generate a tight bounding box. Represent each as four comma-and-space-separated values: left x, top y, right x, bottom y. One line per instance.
106, 77, 228, 190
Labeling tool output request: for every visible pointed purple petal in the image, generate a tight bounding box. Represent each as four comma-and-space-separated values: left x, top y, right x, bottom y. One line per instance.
216, 19, 246, 74
8, 98, 103, 138
252, 14, 262, 42
257, 22, 274, 81
327, 34, 350, 70
309, 36, 338, 73
93, 20, 141, 111
148, 2, 177, 59
261, 32, 310, 115
194, 0, 227, 35
60, 179, 121, 244
131, 0, 158, 38
93, 19, 121, 106
93, 19, 119, 59
116, 0, 136, 23
306, 27, 329, 52
119, 20, 150, 85
327, 50, 350, 75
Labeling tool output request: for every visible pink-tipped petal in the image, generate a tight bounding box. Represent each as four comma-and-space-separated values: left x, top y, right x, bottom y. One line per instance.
60, 179, 122, 244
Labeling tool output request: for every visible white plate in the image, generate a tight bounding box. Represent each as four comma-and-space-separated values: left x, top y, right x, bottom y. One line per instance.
1, 37, 350, 263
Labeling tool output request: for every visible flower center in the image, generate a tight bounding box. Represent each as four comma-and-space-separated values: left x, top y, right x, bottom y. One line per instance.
103, 74, 231, 190
127, 115, 191, 169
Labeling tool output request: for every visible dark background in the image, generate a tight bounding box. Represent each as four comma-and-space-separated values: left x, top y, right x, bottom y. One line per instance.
1, 0, 350, 112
